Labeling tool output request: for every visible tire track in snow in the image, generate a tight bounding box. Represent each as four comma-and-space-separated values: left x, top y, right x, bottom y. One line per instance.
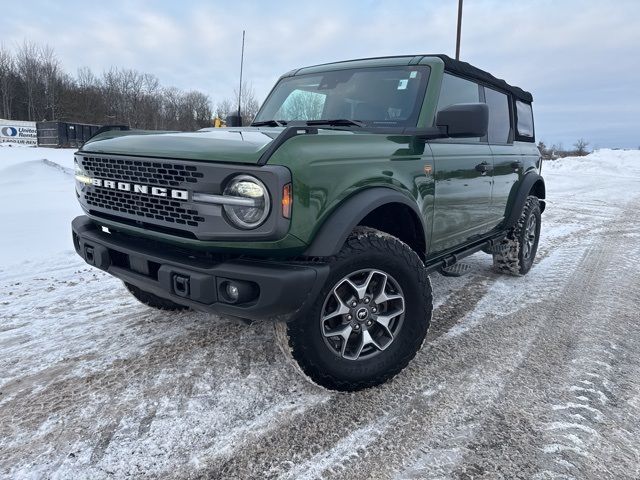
394, 199, 640, 480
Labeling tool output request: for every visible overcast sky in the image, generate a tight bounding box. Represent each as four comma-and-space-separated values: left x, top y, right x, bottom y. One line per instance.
2, 0, 639, 148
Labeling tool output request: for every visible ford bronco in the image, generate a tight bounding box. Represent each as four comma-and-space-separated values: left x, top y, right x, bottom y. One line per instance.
72, 54, 544, 391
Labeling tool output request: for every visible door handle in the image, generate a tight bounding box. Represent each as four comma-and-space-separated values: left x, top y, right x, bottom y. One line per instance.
511, 161, 523, 169
475, 162, 493, 174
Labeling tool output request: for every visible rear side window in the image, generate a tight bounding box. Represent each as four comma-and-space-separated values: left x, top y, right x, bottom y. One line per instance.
436, 73, 480, 111
436, 73, 482, 142
515, 101, 534, 138
485, 87, 511, 144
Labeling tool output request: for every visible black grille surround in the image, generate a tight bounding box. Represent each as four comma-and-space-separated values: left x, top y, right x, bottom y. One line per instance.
75, 152, 292, 242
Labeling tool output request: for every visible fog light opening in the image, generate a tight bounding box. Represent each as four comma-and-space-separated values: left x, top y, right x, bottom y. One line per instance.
219, 279, 259, 305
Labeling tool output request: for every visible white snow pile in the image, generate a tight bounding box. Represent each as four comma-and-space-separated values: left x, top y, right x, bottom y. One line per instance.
544, 148, 640, 178
0, 145, 80, 268
0, 145, 639, 271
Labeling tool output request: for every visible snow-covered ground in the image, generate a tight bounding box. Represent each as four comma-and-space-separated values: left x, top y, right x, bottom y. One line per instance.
1, 145, 639, 479
0, 145, 80, 267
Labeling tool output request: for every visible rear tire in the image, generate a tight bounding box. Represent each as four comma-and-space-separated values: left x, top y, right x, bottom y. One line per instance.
124, 283, 189, 311
276, 227, 432, 391
493, 195, 541, 276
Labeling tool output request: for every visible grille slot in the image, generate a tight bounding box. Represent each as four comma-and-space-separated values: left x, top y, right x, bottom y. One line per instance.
85, 188, 204, 227
81, 156, 203, 187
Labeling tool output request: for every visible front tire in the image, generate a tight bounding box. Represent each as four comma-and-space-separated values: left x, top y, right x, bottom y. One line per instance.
493, 195, 542, 275
276, 228, 432, 391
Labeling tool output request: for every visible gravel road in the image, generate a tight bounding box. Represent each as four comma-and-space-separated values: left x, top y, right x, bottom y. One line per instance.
1, 156, 639, 479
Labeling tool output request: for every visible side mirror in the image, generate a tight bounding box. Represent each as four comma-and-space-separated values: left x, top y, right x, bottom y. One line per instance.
226, 114, 243, 127
435, 103, 488, 138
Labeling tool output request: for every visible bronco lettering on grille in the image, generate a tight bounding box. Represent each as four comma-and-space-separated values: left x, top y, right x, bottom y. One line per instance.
91, 178, 188, 200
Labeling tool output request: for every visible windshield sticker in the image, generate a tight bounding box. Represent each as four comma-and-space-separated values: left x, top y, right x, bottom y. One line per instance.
397, 79, 408, 90
409, 71, 418, 78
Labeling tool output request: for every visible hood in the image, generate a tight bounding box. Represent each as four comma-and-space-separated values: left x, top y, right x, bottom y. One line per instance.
80, 127, 286, 164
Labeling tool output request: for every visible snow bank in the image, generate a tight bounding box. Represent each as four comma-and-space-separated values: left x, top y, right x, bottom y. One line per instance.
0, 145, 80, 269
544, 148, 640, 178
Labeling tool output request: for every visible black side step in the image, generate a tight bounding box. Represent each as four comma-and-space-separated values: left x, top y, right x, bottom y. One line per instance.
440, 263, 472, 277
425, 233, 507, 275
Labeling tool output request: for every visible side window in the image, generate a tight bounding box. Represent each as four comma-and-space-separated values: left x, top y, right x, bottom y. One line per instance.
515, 101, 534, 138
436, 73, 480, 111
485, 87, 511, 144
436, 73, 482, 142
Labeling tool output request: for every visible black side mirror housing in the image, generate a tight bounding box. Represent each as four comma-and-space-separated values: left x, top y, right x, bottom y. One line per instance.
436, 103, 488, 138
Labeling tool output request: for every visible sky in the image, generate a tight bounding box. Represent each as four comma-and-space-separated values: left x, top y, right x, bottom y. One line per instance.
1, 0, 639, 149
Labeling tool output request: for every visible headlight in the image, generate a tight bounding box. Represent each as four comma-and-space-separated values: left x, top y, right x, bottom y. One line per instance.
222, 175, 270, 229
74, 158, 92, 185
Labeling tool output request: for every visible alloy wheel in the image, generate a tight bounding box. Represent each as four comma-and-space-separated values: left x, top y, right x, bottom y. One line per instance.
320, 269, 405, 361
523, 214, 537, 259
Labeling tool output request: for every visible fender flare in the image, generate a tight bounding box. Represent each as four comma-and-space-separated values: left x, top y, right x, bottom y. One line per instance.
504, 173, 546, 229
303, 187, 426, 257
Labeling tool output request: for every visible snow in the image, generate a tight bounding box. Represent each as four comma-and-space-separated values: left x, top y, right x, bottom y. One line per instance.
543, 148, 640, 178
0, 145, 80, 269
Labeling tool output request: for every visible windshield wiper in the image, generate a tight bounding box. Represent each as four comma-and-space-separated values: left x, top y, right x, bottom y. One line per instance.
251, 120, 288, 127
305, 119, 366, 128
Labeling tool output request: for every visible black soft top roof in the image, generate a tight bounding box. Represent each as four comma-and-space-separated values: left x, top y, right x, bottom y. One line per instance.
433, 54, 533, 103
289, 53, 533, 103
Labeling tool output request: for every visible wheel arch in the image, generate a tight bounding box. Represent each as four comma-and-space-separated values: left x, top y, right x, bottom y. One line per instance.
530, 178, 546, 212
504, 173, 546, 229
303, 188, 427, 259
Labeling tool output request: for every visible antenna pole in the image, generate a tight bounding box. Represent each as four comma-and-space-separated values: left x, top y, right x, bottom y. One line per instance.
237, 30, 245, 123
455, 0, 463, 60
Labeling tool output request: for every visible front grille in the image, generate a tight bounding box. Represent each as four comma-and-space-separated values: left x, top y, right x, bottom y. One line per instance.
77, 153, 287, 241
81, 156, 204, 187
85, 188, 204, 226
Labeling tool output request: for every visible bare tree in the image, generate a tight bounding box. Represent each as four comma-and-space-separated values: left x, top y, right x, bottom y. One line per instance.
276, 90, 324, 120
235, 82, 260, 123
0, 45, 16, 118
40, 44, 60, 120
573, 138, 589, 156
215, 98, 234, 120
16, 40, 43, 120
184, 90, 213, 129
537, 141, 551, 160
216, 82, 260, 124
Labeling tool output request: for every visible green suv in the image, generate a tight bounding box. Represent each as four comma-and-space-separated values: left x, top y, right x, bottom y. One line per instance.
72, 54, 544, 390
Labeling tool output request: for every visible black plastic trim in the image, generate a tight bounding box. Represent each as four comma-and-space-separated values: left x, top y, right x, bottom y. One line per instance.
504, 173, 545, 229
304, 188, 426, 257
257, 126, 319, 165
72, 216, 329, 321
426, 232, 507, 274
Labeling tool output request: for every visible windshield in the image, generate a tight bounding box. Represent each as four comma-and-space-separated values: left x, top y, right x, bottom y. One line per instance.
254, 66, 430, 127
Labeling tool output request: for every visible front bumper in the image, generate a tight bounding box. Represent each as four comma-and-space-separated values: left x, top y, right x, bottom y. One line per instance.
72, 216, 328, 321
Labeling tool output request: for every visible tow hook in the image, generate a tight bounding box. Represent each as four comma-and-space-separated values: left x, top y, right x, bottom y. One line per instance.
172, 274, 190, 298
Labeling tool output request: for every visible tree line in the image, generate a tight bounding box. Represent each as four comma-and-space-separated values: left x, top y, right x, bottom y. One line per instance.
537, 138, 590, 160
0, 41, 214, 131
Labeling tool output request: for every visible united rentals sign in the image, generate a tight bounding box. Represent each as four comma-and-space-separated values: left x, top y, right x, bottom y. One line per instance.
0, 119, 37, 146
